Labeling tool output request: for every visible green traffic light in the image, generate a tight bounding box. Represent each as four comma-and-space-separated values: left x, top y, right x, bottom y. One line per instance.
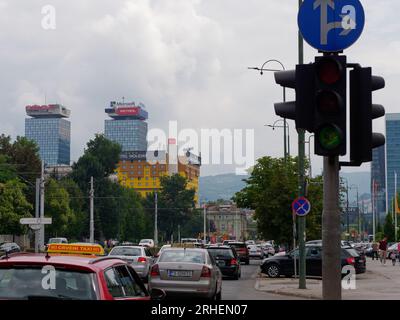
318, 125, 342, 150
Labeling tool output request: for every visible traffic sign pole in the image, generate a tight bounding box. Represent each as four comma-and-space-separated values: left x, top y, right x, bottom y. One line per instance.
322, 156, 342, 300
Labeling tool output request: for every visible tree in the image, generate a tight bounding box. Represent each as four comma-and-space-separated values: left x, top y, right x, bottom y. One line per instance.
383, 214, 395, 242
0, 155, 17, 183
0, 180, 33, 235
233, 156, 323, 246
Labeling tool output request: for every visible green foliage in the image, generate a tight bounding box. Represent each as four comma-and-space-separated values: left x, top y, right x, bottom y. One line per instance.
375, 232, 384, 242
0, 155, 17, 183
383, 214, 395, 242
0, 180, 33, 235
233, 156, 323, 246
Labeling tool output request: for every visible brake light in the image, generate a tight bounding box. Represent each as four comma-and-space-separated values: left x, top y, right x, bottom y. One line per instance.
150, 264, 160, 276
201, 266, 211, 278
230, 258, 238, 265
346, 257, 355, 265
137, 257, 146, 263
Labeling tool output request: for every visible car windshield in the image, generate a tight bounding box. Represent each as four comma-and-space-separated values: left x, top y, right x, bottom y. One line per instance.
0, 267, 97, 300
140, 240, 151, 243
159, 250, 205, 264
109, 247, 142, 256
207, 249, 234, 259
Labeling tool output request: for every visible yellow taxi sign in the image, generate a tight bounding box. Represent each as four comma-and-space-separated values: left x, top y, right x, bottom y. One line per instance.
47, 243, 105, 256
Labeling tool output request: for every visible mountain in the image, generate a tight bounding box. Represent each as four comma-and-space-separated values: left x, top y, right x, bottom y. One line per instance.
199, 173, 249, 202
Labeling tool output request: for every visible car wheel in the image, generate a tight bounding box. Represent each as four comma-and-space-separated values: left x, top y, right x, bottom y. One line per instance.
266, 263, 280, 278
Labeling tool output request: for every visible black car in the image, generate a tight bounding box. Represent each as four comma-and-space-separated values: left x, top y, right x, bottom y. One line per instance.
228, 242, 250, 265
207, 246, 241, 280
260, 245, 366, 278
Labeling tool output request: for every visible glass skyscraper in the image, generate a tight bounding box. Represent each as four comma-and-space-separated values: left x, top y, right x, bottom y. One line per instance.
25, 104, 71, 165
104, 101, 148, 152
385, 113, 400, 215
371, 145, 386, 223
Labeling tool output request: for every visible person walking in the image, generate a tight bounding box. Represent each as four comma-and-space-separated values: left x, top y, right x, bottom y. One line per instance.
390, 251, 397, 266
372, 241, 379, 260
379, 236, 388, 264
397, 242, 400, 265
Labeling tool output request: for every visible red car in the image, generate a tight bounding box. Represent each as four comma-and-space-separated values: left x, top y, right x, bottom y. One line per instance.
0, 244, 165, 300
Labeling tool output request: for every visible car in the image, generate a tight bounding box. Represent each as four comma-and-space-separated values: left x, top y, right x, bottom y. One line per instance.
227, 242, 249, 265
386, 242, 399, 259
222, 240, 236, 246
108, 245, 156, 282
245, 240, 255, 246
260, 245, 366, 278
139, 239, 155, 248
181, 238, 203, 245
0, 243, 165, 300
154, 244, 171, 258
148, 247, 222, 300
0, 242, 21, 254
247, 245, 263, 259
47, 238, 68, 245
261, 243, 275, 257
207, 246, 241, 280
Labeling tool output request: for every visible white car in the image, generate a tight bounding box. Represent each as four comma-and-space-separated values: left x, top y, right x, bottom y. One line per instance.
139, 239, 155, 248
245, 240, 255, 246
247, 244, 263, 259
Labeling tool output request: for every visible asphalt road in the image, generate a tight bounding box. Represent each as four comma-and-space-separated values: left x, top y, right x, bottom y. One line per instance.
222, 259, 302, 300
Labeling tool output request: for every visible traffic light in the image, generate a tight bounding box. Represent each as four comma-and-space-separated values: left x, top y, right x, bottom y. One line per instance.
274, 65, 315, 132
313, 55, 347, 157
349, 67, 385, 164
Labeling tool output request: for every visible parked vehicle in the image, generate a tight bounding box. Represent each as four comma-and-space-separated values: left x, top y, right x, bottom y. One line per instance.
108, 245, 156, 282
260, 245, 366, 278
0, 242, 21, 254
47, 238, 68, 245
148, 247, 222, 300
207, 246, 241, 280
227, 242, 249, 265
139, 239, 155, 248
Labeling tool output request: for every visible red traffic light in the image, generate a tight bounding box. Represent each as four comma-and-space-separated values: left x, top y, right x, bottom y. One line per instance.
316, 57, 343, 84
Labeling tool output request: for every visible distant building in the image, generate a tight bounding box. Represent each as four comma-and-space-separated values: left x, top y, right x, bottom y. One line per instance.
386, 113, 400, 218
371, 145, 386, 223
25, 104, 71, 165
104, 101, 148, 152
44, 165, 73, 180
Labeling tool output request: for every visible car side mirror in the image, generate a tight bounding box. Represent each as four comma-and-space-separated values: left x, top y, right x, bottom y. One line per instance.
150, 288, 166, 301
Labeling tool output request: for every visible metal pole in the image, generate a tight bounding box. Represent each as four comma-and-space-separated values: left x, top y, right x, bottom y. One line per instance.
322, 156, 342, 300
346, 180, 350, 240
395, 173, 398, 242
298, 0, 306, 289
357, 189, 360, 239
154, 192, 158, 246
283, 88, 287, 160
372, 180, 376, 242
293, 215, 297, 278
39, 161, 45, 251
90, 176, 94, 243
178, 225, 181, 243
204, 204, 207, 244
35, 178, 40, 253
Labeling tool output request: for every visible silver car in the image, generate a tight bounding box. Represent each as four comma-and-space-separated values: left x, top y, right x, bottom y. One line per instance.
108, 245, 155, 281
148, 248, 222, 300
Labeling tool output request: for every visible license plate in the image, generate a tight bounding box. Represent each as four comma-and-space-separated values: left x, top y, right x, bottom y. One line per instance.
217, 260, 225, 266
168, 270, 192, 277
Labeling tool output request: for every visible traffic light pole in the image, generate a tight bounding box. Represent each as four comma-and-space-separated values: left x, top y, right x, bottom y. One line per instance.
322, 156, 342, 300
297, 0, 307, 290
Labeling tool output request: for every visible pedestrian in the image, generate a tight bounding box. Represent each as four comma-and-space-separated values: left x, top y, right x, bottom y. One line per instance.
372, 241, 379, 260
390, 251, 397, 266
379, 236, 388, 264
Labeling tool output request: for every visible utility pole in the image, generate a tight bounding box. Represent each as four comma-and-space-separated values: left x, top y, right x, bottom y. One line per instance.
39, 161, 45, 251
297, 0, 306, 290
90, 176, 94, 244
35, 178, 40, 253
154, 192, 158, 246
322, 157, 342, 300
203, 204, 207, 244
346, 180, 350, 240
178, 225, 181, 243
372, 180, 376, 242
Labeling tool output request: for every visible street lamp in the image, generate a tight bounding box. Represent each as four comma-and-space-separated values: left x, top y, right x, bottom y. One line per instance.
265, 119, 290, 160
305, 134, 314, 178
350, 184, 360, 240
249, 60, 288, 159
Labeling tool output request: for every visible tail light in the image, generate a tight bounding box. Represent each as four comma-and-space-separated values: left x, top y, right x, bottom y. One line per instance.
150, 264, 160, 276
230, 258, 238, 265
137, 257, 146, 263
346, 257, 355, 265
201, 266, 211, 278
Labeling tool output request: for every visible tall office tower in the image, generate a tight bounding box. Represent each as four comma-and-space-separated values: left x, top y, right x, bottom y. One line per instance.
104, 101, 148, 152
385, 113, 400, 218
25, 104, 71, 165
371, 145, 386, 223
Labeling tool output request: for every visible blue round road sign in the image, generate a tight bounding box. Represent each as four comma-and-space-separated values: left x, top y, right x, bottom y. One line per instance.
292, 197, 311, 217
298, 0, 365, 52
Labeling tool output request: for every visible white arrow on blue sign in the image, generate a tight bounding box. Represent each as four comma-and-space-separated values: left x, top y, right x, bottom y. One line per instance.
298, 0, 365, 52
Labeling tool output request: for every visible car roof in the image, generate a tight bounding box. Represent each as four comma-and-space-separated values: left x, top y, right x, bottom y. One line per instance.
207, 245, 232, 249
111, 245, 143, 249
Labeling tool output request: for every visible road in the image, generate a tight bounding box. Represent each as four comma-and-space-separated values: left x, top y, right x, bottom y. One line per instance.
222, 259, 302, 300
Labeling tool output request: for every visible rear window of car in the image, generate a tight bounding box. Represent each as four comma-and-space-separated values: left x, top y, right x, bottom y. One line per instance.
0, 267, 97, 300
207, 249, 234, 259
110, 247, 142, 256
230, 243, 246, 249
159, 250, 205, 264
343, 248, 360, 257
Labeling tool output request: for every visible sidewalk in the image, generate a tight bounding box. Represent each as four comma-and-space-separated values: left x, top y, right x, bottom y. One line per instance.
255, 258, 400, 299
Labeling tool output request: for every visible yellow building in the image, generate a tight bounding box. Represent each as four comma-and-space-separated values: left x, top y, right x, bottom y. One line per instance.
117, 151, 200, 205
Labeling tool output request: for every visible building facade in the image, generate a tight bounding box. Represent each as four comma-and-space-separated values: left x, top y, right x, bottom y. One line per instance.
104, 101, 148, 152
386, 113, 400, 217
25, 104, 71, 165
371, 145, 386, 223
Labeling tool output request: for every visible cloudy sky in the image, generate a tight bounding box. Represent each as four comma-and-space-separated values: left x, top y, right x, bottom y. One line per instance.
1, 0, 398, 176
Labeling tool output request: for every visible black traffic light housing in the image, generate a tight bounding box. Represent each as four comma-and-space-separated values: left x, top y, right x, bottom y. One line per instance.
348, 67, 385, 164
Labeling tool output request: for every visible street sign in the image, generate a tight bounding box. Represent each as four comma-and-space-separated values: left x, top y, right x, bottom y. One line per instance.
292, 197, 311, 217
298, 0, 365, 52
20, 218, 52, 225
